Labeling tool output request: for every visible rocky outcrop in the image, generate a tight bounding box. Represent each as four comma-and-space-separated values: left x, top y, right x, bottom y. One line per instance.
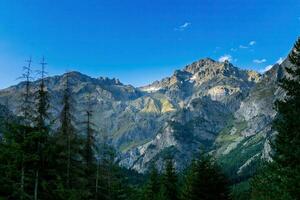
213, 59, 288, 177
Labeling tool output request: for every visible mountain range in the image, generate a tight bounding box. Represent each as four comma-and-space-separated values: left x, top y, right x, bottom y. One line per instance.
0, 57, 288, 177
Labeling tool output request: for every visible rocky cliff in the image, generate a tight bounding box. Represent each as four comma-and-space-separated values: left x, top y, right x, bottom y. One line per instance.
0, 58, 286, 176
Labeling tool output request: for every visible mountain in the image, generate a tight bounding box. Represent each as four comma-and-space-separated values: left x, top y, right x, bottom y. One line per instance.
0, 58, 285, 176
213, 60, 287, 178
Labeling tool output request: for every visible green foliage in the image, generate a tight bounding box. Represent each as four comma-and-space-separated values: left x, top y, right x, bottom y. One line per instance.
230, 181, 251, 200
0, 123, 33, 199
143, 164, 161, 200
251, 163, 299, 200
161, 159, 179, 200
181, 153, 230, 200
218, 134, 264, 180
251, 37, 300, 199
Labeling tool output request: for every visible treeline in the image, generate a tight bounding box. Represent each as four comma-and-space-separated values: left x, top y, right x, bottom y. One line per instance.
0, 58, 230, 200
140, 154, 229, 200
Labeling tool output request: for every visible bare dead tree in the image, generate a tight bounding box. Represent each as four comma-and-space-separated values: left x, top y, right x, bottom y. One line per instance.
18, 57, 34, 199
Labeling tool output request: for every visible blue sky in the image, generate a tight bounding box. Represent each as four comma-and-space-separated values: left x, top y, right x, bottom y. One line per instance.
0, 0, 299, 88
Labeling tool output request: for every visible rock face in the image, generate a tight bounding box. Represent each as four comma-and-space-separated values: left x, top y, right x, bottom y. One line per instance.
0, 58, 286, 176
213, 60, 287, 177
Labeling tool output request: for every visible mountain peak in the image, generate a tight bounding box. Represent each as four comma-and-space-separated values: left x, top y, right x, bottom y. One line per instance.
64, 71, 85, 77
58, 71, 124, 86
97, 77, 123, 85
183, 57, 234, 75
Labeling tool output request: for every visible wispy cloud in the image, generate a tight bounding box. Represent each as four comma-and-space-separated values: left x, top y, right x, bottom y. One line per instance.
230, 48, 237, 52
249, 41, 256, 46
259, 57, 284, 73
239, 45, 248, 49
237, 40, 256, 50
218, 54, 232, 62
260, 65, 273, 73
253, 59, 267, 64
276, 57, 284, 64
175, 22, 191, 31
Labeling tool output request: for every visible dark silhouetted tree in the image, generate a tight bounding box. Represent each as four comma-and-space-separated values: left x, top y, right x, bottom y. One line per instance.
161, 158, 178, 200
251, 37, 300, 199
32, 57, 50, 200
181, 153, 229, 200
143, 163, 161, 200
82, 93, 97, 198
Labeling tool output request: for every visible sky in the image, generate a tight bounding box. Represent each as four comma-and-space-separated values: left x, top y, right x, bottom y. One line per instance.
0, 0, 300, 88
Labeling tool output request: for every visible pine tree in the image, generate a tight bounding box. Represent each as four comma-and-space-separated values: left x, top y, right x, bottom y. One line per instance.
181, 153, 229, 200
143, 163, 161, 200
19, 57, 34, 126
97, 140, 116, 200
161, 158, 178, 200
54, 72, 86, 199
82, 93, 97, 198
0, 59, 35, 199
96, 136, 129, 200
59, 72, 76, 188
0, 123, 30, 199
18, 57, 34, 199
273, 38, 300, 167
32, 57, 50, 200
251, 37, 300, 199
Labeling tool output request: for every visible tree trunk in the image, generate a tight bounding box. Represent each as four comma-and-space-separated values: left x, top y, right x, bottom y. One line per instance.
96, 158, 101, 199
67, 134, 71, 187
21, 163, 24, 200
34, 169, 39, 200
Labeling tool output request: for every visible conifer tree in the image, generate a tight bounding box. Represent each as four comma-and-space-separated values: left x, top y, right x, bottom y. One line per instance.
251, 37, 300, 199
55, 72, 86, 199
161, 158, 178, 200
19, 57, 34, 199
32, 57, 50, 200
181, 153, 229, 200
96, 135, 129, 200
82, 93, 97, 198
19, 57, 34, 126
0, 59, 35, 199
273, 38, 300, 167
143, 163, 161, 200
59, 73, 75, 187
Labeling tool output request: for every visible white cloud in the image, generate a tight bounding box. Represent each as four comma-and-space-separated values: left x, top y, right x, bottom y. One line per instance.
180, 22, 191, 28
249, 41, 256, 46
238, 41, 256, 50
276, 57, 284, 64
258, 57, 284, 73
218, 54, 232, 62
260, 65, 273, 73
239, 45, 248, 49
253, 59, 267, 64
175, 22, 191, 31
230, 48, 237, 52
